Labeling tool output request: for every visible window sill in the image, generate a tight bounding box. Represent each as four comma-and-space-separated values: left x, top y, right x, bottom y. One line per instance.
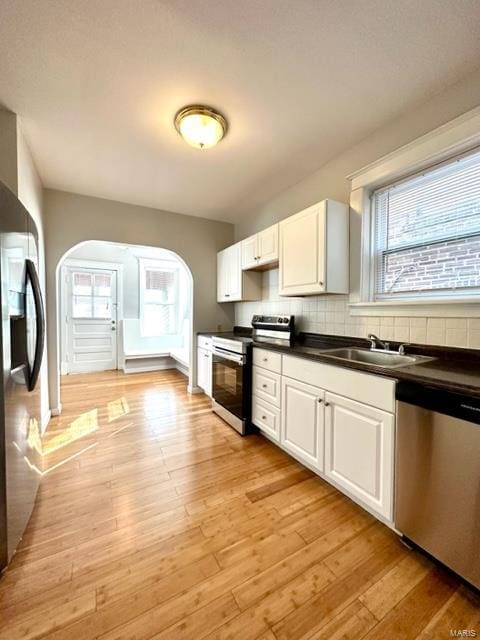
349, 298, 480, 317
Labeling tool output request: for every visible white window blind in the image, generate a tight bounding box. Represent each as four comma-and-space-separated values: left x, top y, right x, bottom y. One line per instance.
140, 261, 178, 336
373, 148, 480, 300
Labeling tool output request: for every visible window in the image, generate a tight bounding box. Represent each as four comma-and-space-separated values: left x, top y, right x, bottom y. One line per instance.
71, 271, 112, 318
373, 148, 480, 300
139, 259, 179, 336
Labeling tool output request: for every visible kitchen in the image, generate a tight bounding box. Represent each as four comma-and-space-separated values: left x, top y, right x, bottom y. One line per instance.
1, 2, 480, 639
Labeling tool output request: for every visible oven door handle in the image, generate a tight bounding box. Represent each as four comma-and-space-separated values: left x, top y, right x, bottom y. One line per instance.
212, 347, 245, 365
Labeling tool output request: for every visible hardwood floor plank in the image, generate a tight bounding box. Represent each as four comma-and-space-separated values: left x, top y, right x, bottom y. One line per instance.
360, 567, 459, 639
0, 369, 475, 640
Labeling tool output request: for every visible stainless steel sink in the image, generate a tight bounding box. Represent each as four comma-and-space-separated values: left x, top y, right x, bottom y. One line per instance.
321, 347, 433, 369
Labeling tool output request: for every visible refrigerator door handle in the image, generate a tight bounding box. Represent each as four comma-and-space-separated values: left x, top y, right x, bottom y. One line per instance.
25, 259, 45, 392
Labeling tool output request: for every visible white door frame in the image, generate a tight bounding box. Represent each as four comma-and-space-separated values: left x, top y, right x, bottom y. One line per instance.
60, 258, 124, 374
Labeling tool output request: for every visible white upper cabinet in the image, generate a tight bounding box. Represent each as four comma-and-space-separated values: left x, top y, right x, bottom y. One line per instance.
241, 224, 279, 270
279, 200, 349, 296
217, 242, 261, 302
241, 235, 258, 270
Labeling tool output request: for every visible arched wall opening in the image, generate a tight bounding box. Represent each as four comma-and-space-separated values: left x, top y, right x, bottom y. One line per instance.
54, 240, 194, 413
43, 188, 235, 415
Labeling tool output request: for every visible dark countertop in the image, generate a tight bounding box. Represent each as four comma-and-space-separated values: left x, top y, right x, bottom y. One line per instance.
197, 328, 480, 398
252, 333, 480, 399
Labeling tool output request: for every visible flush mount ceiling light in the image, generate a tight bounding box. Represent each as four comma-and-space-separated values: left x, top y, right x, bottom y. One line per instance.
174, 105, 227, 149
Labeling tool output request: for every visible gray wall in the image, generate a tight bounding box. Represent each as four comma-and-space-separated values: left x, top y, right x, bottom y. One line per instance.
233, 67, 480, 349
0, 109, 18, 195
235, 66, 480, 240
44, 189, 235, 410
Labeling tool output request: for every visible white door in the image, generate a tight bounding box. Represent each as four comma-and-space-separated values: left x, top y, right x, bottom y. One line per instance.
281, 376, 324, 471
324, 392, 395, 520
65, 267, 118, 374
279, 203, 326, 296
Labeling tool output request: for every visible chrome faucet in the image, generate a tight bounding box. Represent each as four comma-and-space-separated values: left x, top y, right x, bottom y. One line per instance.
368, 333, 390, 351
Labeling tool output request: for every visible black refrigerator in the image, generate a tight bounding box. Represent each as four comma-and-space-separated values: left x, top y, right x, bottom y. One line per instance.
0, 180, 45, 571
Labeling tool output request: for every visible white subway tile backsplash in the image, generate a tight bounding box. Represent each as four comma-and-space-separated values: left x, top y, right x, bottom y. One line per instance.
445, 328, 468, 347
236, 270, 480, 349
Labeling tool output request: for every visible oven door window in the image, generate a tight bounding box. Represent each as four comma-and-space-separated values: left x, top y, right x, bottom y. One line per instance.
213, 354, 244, 420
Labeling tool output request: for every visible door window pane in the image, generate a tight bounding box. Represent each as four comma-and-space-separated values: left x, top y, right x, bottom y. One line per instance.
93, 297, 111, 319
94, 274, 112, 297
71, 271, 114, 319
73, 295, 93, 318
73, 272, 92, 296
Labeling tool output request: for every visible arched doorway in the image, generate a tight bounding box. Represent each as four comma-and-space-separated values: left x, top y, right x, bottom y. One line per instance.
54, 240, 193, 413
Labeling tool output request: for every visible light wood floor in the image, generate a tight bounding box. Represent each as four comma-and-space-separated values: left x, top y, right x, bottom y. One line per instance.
0, 369, 478, 639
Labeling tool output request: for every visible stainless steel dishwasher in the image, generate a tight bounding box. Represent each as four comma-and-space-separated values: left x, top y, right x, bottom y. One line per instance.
395, 381, 480, 590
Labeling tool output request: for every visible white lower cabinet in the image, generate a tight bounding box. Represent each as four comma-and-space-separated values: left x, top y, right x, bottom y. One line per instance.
323, 392, 394, 520
197, 346, 212, 397
281, 376, 324, 472
251, 347, 396, 523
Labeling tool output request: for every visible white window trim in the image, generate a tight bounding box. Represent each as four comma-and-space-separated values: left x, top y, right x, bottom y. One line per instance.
348, 105, 480, 317
138, 257, 180, 337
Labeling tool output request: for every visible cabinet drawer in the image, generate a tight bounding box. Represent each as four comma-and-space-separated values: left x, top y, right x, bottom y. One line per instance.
252, 396, 280, 441
253, 348, 282, 374
197, 335, 212, 350
282, 355, 395, 413
253, 366, 281, 407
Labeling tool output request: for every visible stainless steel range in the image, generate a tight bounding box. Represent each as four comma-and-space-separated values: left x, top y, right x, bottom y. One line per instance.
211, 335, 252, 435
252, 314, 295, 345
211, 315, 294, 435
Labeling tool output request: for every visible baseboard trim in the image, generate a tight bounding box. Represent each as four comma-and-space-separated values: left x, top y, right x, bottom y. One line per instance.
175, 362, 189, 377
187, 385, 204, 395
51, 404, 62, 417
41, 410, 51, 433
122, 363, 178, 374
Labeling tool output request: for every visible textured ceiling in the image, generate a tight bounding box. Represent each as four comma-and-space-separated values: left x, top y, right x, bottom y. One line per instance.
0, 0, 479, 222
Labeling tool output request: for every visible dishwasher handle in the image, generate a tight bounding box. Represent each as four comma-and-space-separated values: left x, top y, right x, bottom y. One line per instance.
396, 381, 480, 425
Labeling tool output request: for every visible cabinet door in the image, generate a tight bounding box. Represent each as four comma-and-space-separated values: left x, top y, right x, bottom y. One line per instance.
204, 350, 212, 397
281, 376, 324, 471
279, 203, 326, 296
241, 234, 258, 270
225, 243, 242, 301
197, 347, 207, 391
217, 249, 228, 301
257, 224, 278, 267
324, 392, 394, 520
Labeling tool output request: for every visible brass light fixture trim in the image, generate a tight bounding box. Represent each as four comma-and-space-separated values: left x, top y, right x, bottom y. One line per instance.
174, 105, 228, 149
